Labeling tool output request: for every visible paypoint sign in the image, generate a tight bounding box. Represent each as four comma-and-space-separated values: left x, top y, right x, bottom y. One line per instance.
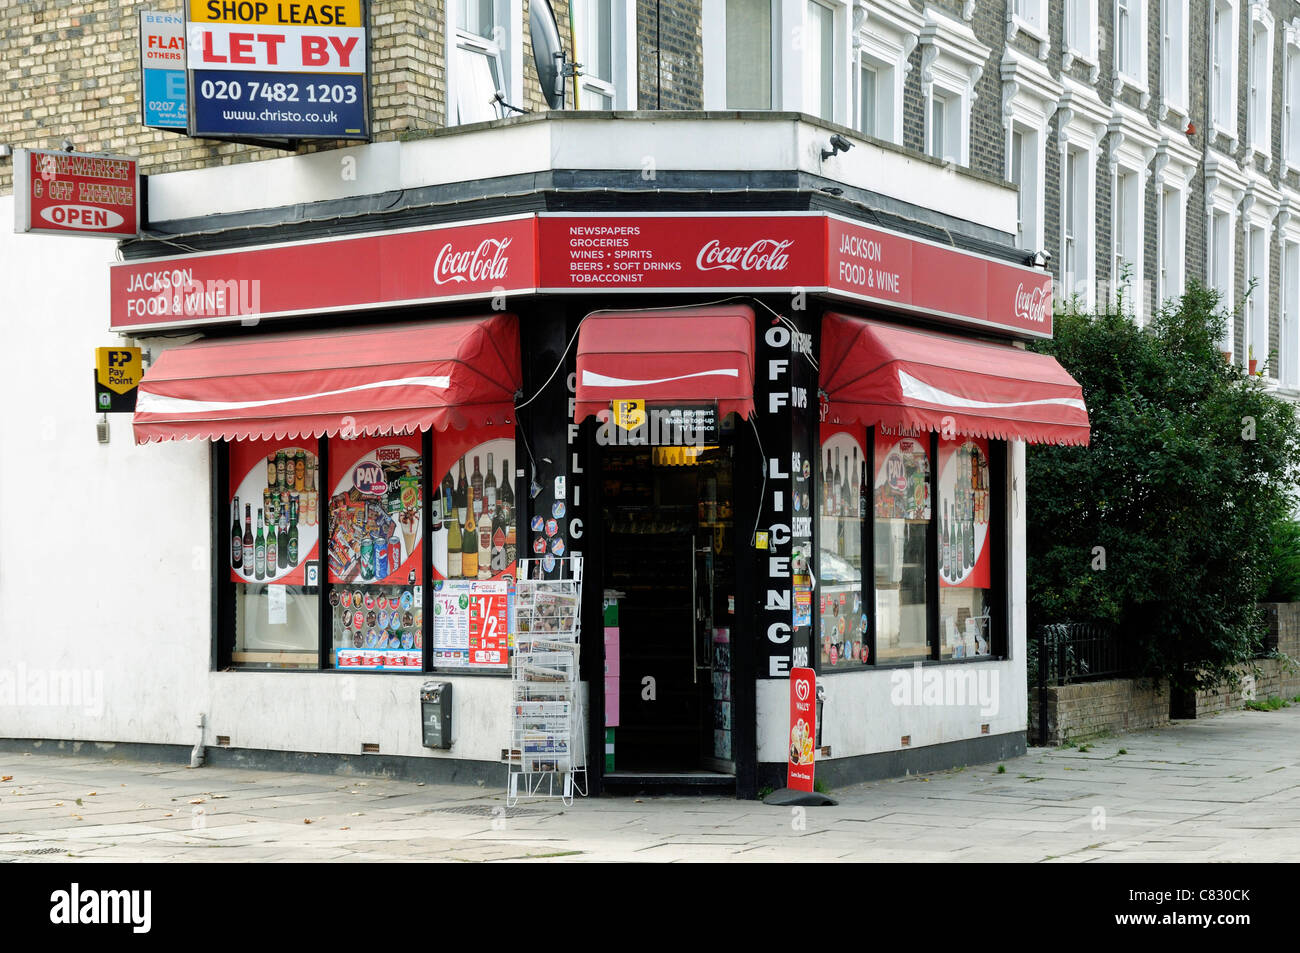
186, 0, 369, 141
95, 347, 143, 412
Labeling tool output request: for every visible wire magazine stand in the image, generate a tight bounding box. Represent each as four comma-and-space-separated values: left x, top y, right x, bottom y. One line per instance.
507, 556, 587, 805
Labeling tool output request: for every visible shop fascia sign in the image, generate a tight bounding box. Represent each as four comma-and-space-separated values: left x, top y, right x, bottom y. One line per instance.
108, 212, 1052, 337
14, 149, 140, 238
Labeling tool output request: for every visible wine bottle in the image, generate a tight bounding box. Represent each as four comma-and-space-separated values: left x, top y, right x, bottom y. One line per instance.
462, 488, 479, 578
446, 486, 463, 579
471, 456, 484, 520
231, 496, 243, 571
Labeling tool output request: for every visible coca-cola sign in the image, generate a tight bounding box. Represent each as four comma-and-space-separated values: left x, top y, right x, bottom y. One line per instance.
1013, 282, 1049, 325
433, 237, 512, 285
696, 238, 793, 272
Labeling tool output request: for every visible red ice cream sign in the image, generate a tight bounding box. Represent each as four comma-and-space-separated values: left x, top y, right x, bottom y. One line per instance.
15, 149, 139, 238
788, 667, 816, 793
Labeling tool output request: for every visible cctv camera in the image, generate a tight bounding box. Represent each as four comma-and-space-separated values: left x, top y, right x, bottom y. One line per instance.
830, 134, 852, 152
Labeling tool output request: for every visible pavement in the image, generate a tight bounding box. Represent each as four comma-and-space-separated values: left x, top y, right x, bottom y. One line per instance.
1, 705, 1298, 862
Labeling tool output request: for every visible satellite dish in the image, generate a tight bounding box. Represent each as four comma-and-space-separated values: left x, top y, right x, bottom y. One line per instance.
530, 0, 566, 109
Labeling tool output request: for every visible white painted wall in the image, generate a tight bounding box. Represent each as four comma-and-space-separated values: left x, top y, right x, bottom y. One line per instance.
757, 440, 1028, 763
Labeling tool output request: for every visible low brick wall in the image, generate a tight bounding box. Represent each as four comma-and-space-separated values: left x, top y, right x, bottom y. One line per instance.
1190, 603, 1300, 717
1029, 678, 1170, 746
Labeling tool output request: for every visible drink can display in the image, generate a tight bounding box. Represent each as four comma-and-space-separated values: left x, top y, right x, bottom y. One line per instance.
372, 531, 389, 579
360, 538, 375, 580
389, 535, 402, 571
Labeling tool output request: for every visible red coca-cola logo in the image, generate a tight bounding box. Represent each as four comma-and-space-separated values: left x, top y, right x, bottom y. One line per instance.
432, 237, 512, 285
1014, 282, 1049, 325
695, 238, 793, 272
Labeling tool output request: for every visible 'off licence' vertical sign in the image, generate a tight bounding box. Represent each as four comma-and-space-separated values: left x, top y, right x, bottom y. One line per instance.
140, 11, 188, 129
788, 667, 816, 793
187, 0, 370, 141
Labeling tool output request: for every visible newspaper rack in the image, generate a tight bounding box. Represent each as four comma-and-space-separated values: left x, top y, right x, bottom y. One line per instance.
507, 556, 587, 805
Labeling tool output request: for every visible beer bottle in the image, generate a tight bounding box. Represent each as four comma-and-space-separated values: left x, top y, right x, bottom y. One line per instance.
243, 505, 254, 577
288, 500, 300, 565
255, 509, 266, 581
461, 488, 479, 578
265, 507, 277, 573
278, 507, 290, 569
232, 496, 243, 571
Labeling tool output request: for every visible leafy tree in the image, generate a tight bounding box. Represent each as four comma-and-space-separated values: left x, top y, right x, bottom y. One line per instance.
1028, 281, 1300, 693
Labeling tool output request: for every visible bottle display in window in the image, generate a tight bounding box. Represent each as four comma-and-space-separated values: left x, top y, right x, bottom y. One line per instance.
938, 436, 992, 659
431, 436, 517, 582
818, 427, 867, 668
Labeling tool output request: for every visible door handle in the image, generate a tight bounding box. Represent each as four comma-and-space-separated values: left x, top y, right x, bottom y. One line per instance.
690, 535, 698, 684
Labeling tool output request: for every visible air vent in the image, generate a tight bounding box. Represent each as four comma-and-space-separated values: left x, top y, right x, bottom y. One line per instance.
980, 724, 990, 735
900, 735, 911, 747
216, 735, 231, 747
362, 743, 380, 754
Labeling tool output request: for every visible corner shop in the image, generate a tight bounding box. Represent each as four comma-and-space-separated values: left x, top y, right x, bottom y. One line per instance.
61, 115, 1090, 798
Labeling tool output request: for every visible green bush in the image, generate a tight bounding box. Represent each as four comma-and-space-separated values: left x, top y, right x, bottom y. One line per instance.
1262, 519, 1300, 603
1029, 282, 1300, 695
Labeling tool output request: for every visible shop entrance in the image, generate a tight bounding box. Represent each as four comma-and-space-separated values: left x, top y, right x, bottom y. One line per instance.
599, 429, 737, 777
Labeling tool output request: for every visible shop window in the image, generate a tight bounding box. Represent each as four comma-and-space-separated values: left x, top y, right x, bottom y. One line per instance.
227, 440, 323, 670
817, 425, 868, 669
220, 428, 519, 674
937, 437, 993, 659
871, 425, 931, 664
817, 424, 1006, 672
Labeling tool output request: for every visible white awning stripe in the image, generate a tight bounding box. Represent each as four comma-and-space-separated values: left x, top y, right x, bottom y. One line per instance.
137, 375, 452, 416
899, 370, 1087, 412
581, 368, 740, 388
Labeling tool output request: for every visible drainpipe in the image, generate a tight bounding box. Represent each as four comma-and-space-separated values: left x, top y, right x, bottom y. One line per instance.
190, 712, 206, 768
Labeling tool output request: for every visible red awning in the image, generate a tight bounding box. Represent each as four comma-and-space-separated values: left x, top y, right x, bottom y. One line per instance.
573, 305, 756, 422
133, 314, 521, 444
820, 313, 1090, 446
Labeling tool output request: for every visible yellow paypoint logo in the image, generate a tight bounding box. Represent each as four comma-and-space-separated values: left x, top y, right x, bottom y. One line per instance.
612, 399, 646, 431
96, 347, 143, 395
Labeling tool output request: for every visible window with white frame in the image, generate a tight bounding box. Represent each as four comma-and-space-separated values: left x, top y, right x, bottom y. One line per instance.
804, 0, 836, 121
1212, 0, 1240, 139
1008, 0, 1047, 54
1113, 168, 1141, 317
1062, 146, 1092, 305
1245, 223, 1270, 373
1009, 124, 1043, 251
930, 88, 961, 162
1282, 236, 1300, 385
724, 0, 775, 109
451, 0, 511, 125
918, 11, 989, 168
1248, 8, 1274, 157
1287, 30, 1300, 170
1063, 0, 1099, 69
1160, 0, 1189, 117
1159, 184, 1184, 305
1210, 208, 1234, 354
574, 0, 633, 109
1114, 0, 1145, 87
854, 4, 920, 146
859, 61, 880, 136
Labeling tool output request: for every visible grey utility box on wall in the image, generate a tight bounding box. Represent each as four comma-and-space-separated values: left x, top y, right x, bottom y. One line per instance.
420, 681, 453, 749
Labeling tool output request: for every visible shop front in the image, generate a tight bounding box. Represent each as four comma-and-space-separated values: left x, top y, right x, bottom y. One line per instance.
104, 116, 1088, 798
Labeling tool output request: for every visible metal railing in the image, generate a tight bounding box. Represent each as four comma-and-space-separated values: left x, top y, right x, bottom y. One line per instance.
1030, 622, 1127, 746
